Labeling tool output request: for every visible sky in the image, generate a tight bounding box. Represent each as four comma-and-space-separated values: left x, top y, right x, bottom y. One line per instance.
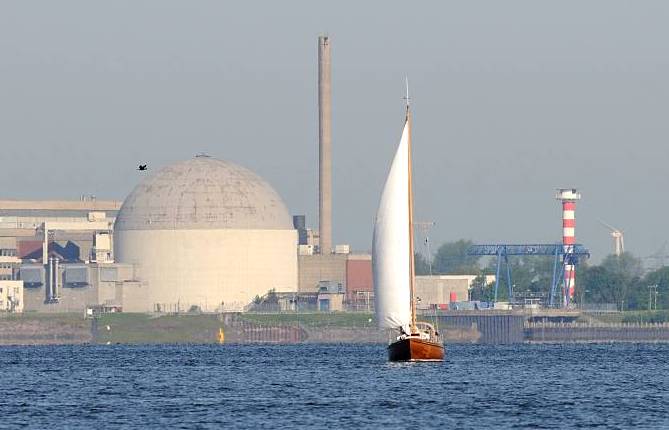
1, 1, 667, 263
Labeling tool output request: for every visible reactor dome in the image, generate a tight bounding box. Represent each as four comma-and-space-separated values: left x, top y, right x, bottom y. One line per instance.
115, 155, 292, 231
114, 155, 297, 312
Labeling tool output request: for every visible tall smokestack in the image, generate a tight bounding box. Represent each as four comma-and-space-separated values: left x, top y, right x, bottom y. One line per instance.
318, 35, 332, 254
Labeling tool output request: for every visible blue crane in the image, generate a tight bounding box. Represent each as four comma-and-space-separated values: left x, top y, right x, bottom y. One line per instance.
466, 244, 590, 307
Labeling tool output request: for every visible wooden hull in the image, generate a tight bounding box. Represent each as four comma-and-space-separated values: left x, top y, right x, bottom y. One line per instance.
388, 337, 444, 362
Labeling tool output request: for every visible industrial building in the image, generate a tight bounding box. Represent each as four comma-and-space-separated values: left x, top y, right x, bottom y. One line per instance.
0, 237, 20, 281
346, 254, 373, 310
0, 199, 123, 313
415, 275, 493, 309
20, 262, 138, 313
113, 155, 298, 312
298, 253, 348, 293
316, 280, 345, 312
0, 198, 119, 265
0, 280, 22, 312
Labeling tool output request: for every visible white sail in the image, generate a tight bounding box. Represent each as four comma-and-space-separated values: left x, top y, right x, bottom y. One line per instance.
372, 120, 411, 329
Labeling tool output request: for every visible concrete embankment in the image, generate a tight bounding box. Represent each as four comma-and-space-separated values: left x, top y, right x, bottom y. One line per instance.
436, 313, 525, 344
525, 322, 669, 343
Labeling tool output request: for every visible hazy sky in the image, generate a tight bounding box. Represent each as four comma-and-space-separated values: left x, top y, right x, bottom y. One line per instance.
1, 1, 667, 263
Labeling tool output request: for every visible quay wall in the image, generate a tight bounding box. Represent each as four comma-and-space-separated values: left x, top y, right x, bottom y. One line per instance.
437, 314, 525, 344
525, 322, 669, 343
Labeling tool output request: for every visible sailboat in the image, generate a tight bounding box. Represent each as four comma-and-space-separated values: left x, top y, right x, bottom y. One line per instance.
372, 86, 444, 362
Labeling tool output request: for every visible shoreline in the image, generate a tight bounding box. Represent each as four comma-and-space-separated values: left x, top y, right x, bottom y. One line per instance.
2, 312, 669, 345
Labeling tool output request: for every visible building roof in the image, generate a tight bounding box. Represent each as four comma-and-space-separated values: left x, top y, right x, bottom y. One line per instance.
0, 200, 121, 211
114, 155, 292, 231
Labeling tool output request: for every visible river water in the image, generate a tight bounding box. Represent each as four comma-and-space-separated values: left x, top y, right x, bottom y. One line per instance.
1, 343, 667, 429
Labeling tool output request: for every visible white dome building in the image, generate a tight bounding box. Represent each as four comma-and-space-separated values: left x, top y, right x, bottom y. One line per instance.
114, 155, 297, 312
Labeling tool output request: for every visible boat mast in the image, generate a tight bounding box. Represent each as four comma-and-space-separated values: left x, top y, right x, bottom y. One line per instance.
405, 78, 417, 333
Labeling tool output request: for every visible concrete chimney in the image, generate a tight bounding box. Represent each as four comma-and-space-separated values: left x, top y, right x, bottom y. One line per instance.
318, 35, 332, 254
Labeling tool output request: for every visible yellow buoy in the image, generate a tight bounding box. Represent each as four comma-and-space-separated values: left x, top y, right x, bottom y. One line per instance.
217, 327, 225, 344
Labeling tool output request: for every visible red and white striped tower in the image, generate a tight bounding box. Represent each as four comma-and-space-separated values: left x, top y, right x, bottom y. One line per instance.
556, 188, 581, 307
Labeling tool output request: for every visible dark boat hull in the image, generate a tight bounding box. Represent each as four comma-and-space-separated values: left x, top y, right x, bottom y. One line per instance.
387, 337, 444, 362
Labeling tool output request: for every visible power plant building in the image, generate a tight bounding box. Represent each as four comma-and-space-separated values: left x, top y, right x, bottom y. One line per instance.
113, 155, 298, 312
298, 253, 348, 293
0, 199, 122, 313
0, 198, 119, 265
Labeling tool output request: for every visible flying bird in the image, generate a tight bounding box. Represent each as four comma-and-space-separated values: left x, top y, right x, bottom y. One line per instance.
137, 164, 148, 171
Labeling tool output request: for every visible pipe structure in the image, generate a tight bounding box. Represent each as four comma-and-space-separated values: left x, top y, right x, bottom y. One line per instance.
42, 223, 48, 265
556, 189, 581, 307
47, 257, 53, 302
318, 35, 332, 254
54, 257, 59, 300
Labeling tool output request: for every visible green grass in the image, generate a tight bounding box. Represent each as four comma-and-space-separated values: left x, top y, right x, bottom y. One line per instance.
583, 313, 625, 324
240, 312, 375, 328
621, 310, 669, 324
95, 313, 222, 344
93, 312, 376, 344
585, 310, 669, 324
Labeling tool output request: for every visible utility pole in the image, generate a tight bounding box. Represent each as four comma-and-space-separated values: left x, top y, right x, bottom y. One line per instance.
648, 284, 658, 311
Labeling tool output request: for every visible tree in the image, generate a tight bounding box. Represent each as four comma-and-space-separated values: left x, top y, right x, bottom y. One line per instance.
579, 252, 644, 310
579, 265, 618, 305
601, 253, 643, 310
414, 252, 431, 276
432, 240, 480, 275
265, 288, 278, 304
469, 274, 494, 301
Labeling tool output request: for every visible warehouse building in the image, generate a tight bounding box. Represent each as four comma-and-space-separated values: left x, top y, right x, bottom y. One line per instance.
415, 275, 497, 309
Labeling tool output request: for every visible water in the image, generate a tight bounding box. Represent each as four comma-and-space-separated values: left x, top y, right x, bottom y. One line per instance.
1, 343, 667, 429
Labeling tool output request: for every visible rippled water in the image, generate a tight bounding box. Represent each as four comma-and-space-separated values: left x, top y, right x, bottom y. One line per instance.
1, 343, 668, 429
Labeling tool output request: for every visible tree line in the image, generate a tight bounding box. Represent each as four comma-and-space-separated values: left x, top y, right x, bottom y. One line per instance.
415, 240, 668, 310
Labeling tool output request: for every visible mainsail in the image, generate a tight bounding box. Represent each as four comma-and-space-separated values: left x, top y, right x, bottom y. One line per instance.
372, 119, 412, 329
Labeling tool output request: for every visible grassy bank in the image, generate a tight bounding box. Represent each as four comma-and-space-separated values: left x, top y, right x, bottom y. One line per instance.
239, 312, 375, 328
95, 313, 222, 344
621, 310, 669, 324
93, 312, 377, 344
584, 310, 669, 324
0, 313, 91, 345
